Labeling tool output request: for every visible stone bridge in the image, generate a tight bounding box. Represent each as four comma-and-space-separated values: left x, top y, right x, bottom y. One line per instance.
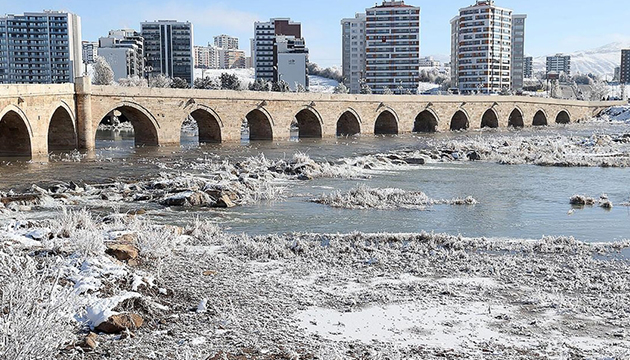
0, 77, 621, 160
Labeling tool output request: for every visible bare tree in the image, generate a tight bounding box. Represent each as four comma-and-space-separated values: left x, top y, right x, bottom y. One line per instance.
149, 74, 173, 88
171, 77, 189, 89
333, 83, 349, 94
118, 76, 148, 87
359, 78, 372, 95
92, 56, 114, 85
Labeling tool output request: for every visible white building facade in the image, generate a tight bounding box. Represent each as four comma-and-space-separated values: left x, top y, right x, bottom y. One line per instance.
365, 1, 421, 94
0, 11, 82, 84
451, 1, 518, 94
214, 34, 239, 50
341, 13, 366, 94
98, 29, 144, 81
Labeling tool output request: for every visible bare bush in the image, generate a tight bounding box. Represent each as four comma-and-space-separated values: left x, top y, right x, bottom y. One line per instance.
0, 251, 80, 360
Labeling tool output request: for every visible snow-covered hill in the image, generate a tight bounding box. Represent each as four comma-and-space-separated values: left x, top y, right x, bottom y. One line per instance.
533, 42, 630, 78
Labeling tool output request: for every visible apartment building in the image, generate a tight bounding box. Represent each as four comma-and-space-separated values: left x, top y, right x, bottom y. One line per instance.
546, 54, 571, 76
82, 41, 98, 65
0, 11, 82, 84
621, 50, 630, 84
341, 13, 366, 94
141, 20, 194, 85
511, 14, 526, 91
254, 18, 308, 87
450, 1, 524, 94
214, 34, 239, 50
364, 1, 421, 94
524, 56, 533, 79
98, 29, 145, 81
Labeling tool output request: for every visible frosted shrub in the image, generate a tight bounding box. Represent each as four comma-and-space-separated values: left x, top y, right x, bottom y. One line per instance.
46, 208, 105, 257
185, 217, 223, 246
0, 251, 80, 360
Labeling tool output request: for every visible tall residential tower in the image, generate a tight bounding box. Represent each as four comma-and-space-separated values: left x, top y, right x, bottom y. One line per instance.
365, 1, 421, 94
0, 11, 82, 84
450, 1, 526, 94
141, 20, 194, 85
254, 18, 308, 90
341, 13, 366, 94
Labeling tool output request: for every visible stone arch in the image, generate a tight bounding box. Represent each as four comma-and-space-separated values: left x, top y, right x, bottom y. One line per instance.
337, 109, 361, 136
186, 106, 223, 143
450, 110, 470, 131
95, 102, 160, 146
533, 110, 548, 126
0, 106, 32, 157
480, 108, 499, 129
48, 103, 78, 151
246, 108, 273, 141
413, 109, 439, 133
508, 108, 524, 128
555, 110, 571, 124
374, 109, 399, 135
294, 107, 323, 138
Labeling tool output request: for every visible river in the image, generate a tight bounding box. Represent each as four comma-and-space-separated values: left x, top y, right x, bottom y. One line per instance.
1, 123, 629, 243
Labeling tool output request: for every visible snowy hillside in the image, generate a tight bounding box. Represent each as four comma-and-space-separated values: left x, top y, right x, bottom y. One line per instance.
533, 42, 630, 78
193, 68, 338, 93
308, 75, 338, 93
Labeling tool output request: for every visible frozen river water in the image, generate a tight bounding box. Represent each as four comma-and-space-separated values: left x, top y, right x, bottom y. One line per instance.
1, 123, 629, 243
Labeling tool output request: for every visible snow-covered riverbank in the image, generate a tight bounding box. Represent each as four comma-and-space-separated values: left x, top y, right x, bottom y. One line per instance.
2, 210, 630, 359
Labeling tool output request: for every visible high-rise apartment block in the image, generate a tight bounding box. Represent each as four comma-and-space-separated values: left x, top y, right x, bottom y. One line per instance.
511, 14, 526, 91
0, 11, 82, 84
141, 20, 194, 85
254, 18, 308, 90
365, 1, 420, 94
546, 54, 571, 76
341, 13, 366, 94
524, 56, 533, 79
621, 50, 630, 84
450, 1, 525, 94
214, 34, 239, 50
98, 29, 145, 81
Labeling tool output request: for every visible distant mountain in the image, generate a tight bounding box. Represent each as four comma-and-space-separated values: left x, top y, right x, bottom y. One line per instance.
533, 42, 630, 78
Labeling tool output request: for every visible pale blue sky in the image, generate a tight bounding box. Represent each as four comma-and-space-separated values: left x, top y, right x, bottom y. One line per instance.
2, 0, 629, 67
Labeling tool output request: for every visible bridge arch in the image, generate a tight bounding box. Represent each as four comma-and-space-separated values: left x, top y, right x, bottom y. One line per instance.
246, 108, 274, 141
0, 105, 32, 157
450, 109, 470, 131
480, 108, 499, 129
337, 108, 362, 136
95, 101, 160, 146
185, 105, 223, 143
533, 110, 548, 126
413, 109, 439, 133
508, 107, 525, 128
48, 102, 78, 151
294, 107, 323, 139
555, 109, 571, 124
374, 108, 399, 135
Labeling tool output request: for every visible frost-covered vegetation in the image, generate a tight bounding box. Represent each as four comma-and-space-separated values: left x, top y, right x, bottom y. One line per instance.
314, 184, 477, 210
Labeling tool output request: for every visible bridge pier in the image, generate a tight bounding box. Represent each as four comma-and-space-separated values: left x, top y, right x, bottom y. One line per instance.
75, 77, 95, 151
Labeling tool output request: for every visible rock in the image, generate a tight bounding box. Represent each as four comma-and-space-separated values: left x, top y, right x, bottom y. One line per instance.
0, 194, 42, 206
106, 243, 139, 261
467, 151, 482, 161
79, 332, 98, 350
405, 157, 426, 165
95, 313, 143, 334
161, 191, 211, 207
213, 195, 235, 208
570, 195, 596, 206
297, 174, 313, 181
128, 209, 146, 216
101, 192, 124, 201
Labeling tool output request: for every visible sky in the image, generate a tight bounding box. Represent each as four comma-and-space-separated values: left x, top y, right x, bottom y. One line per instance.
2, 0, 630, 68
